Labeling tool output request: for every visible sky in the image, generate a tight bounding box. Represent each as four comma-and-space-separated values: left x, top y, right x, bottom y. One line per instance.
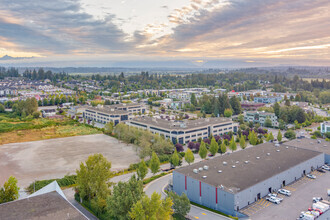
0, 0, 330, 67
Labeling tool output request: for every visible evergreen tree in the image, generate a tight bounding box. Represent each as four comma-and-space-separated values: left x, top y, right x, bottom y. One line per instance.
239, 134, 247, 149
209, 137, 218, 156
277, 130, 282, 142
273, 102, 280, 117
229, 96, 242, 115
220, 142, 227, 154
185, 149, 194, 165
170, 149, 180, 168
198, 142, 207, 159
229, 136, 237, 152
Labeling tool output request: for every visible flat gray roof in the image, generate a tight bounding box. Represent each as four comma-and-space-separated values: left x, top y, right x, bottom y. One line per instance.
175, 142, 321, 193
84, 106, 128, 115
0, 191, 87, 220
284, 138, 329, 155
129, 116, 232, 131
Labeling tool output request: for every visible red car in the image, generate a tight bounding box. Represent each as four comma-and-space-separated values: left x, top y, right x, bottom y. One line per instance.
308, 207, 323, 215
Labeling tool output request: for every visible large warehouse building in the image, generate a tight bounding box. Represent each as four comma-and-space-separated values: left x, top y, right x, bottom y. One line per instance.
172, 142, 324, 217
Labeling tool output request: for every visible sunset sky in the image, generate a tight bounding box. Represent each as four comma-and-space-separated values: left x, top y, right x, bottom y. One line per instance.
0, 0, 330, 67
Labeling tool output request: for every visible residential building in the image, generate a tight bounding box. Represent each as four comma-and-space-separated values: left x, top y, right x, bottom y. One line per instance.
126, 117, 238, 144
320, 121, 330, 134
254, 96, 282, 104
172, 142, 324, 217
244, 111, 278, 127
42, 109, 56, 117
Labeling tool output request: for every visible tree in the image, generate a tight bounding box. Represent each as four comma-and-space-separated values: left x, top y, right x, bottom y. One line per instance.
0, 176, 20, 204
220, 142, 227, 154
104, 121, 114, 135
229, 96, 242, 115
137, 160, 148, 180
190, 93, 197, 106
76, 154, 112, 202
185, 148, 194, 165
167, 192, 191, 217
229, 136, 237, 152
267, 132, 274, 142
209, 137, 218, 156
129, 192, 173, 220
0, 104, 5, 113
284, 130, 296, 140
107, 175, 144, 219
170, 149, 180, 168
239, 134, 247, 149
264, 117, 272, 128
224, 108, 233, 118
248, 130, 257, 145
277, 130, 282, 142
273, 102, 280, 117
198, 142, 207, 159
32, 111, 40, 118
149, 152, 160, 175
285, 99, 290, 106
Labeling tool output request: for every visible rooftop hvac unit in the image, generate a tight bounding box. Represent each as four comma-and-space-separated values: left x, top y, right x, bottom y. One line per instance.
218, 170, 222, 173
317, 140, 321, 144
244, 161, 249, 164
203, 165, 209, 170
223, 161, 227, 165
232, 165, 236, 168
256, 157, 260, 159
236, 161, 239, 164
276, 149, 280, 152
193, 169, 198, 174
275, 144, 280, 147
220, 185, 224, 189
199, 167, 203, 171
286, 146, 289, 149
267, 153, 270, 156
202, 176, 207, 179
324, 145, 327, 147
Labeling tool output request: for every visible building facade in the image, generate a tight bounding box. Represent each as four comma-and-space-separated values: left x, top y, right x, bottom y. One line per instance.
320, 121, 330, 134
82, 106, 129, 125
244, 111, 278, 127
126, 117, 238, 144
172, 142, 324, 217
254, 96, 282, 104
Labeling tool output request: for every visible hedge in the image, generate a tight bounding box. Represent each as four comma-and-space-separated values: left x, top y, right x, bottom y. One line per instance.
27, 175, 76, 193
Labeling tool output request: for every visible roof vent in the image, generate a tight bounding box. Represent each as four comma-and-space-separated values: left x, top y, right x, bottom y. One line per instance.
236, 161, 239, 164
232, 165, 236, 168
244, 161, 249, 164
198, 167, 203, 171
203, 165, 209, 170
223, 161, 227, 165
193, 169, 198, 174
317, 140, 321, 144
202, 176, 207, 179
267, 153, 270, 156
275, 144, 280, 147
218, 170, 222, 173
286, 146, 289, 149
256, 157, 260, 159
276, 149, 280, 152
220, 185, 224, 189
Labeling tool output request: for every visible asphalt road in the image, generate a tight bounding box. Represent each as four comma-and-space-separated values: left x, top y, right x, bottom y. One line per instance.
144, 174, 232, 220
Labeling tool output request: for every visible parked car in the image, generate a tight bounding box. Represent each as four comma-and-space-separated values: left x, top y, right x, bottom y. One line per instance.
306, 174, 316, 179
278, 189, 291, 196
313, 202, 329, 213
266, 196, 281, 204
308, 207, 323, 215
317, 168, 326, 173
268, 194, 283, 201
299, 212, 315, 220
322, 165, 330, 171
309, 210, 320, 218
313, 197, 323, 203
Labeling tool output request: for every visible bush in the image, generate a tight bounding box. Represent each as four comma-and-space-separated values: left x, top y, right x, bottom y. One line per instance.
313, 130, 322, 138
284, 130, 296, 140
27, 175, 76, 193
143, 172, 169, 185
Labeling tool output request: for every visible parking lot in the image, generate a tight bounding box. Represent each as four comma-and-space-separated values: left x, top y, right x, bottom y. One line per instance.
241, 169, 330, 219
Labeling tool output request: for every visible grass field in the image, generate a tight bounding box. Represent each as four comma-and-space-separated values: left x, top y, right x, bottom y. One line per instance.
0, 114, 101, 145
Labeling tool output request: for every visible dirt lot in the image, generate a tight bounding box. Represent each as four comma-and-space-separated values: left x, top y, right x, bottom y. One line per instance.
0, 134, 140, 188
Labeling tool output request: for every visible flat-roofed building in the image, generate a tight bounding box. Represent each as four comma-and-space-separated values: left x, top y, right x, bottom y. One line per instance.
285, 138, 330, 164
111, 103, 146, 114
244, 111, 278, 127
126, 117, 238, 144
172, 142, 324, 217
82, 106, 129, 125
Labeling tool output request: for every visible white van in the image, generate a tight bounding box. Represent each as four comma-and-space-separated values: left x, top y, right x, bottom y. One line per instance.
313, 202, 329, 212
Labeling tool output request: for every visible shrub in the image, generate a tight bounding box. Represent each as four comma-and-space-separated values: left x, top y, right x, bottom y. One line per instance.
284, 130, 296, 140
175, 143, 184, 152
27, 175, 76, 193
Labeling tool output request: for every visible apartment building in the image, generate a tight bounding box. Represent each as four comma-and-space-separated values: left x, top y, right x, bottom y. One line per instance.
254, 96, 282, 104
82, 106, 129, 125
244, 111, 278, 127
126, 117, 238, 144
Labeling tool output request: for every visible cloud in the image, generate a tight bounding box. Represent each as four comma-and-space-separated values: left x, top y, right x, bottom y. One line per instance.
0, 55, 34, 60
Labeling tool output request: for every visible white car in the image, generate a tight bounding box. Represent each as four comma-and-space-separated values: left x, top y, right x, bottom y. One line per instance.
306, 174, 316, 179
322, 165, 330, 171
278, 189, 291, 196
313, 197, 323, 203
268, 193, 283, 201
266, 196, 281, 204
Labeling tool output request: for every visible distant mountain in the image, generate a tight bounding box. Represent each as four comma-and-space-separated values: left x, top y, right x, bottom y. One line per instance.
0, 55, 34, 60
